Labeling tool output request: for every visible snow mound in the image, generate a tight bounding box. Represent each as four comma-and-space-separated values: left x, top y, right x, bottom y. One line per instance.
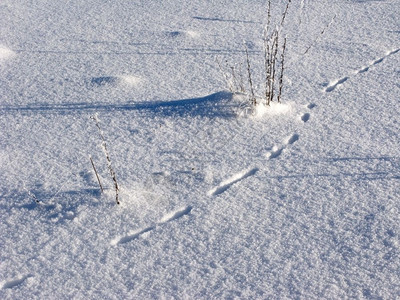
119, 75, 141, 86
254, 101, 292, 118
0, 46, 15, 60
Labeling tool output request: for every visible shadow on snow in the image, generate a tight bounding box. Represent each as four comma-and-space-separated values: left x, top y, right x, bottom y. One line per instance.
0, 91, 237, 118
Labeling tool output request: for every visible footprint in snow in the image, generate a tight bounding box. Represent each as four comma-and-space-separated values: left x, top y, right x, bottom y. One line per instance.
208, 168, 259, 196
301, 113, 310, 123
110, 206, 193, 245
89, 75, 141, 87
165, 30, 200, 39
1, 275, 32, 289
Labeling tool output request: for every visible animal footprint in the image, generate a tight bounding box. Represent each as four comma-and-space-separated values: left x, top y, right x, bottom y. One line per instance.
301, 113, 310, 123
208, 168, 259, 196
110, 206, 193, 245
307, 103, 316, 109
2, 275, 32, 289
325, 77, 349, 92
286, 133, 299, 145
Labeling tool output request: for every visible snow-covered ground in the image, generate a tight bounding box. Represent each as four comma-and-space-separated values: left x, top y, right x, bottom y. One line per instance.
1, 0, 399, 298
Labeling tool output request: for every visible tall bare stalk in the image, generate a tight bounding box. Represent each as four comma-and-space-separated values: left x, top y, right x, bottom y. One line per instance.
91, 115, 120, 205
281, 0, 291, 26
277, 37, 287, 103
245, 45, 256, 106
270, 31, 279, 104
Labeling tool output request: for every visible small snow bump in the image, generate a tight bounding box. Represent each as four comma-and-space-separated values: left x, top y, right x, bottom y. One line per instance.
0, 46, 16, 60
119, 75, 141, 86
254, 102, 292, 118
185, 30, 200, 38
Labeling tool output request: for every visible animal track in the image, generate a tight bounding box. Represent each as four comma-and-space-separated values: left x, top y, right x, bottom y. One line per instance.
325, 77, 349, 92
208, 168, 259, 196
301, 113, 310, 123
110, 206, 193, 245
307, 103, 316, 109
267, 146, 284, 159
165, 30, 199, 39
266, 133, 299, 160
325, 48, 400, 92
159, 206, 193, 223
358, 66, 369, 74
90, 76, 119, 86
389, 48, 400, 55
286, 133, 300, 145
373, 57, 384, 65
90, 75, 141, 87
111, 226, 155, 245
2, 275, 32, 289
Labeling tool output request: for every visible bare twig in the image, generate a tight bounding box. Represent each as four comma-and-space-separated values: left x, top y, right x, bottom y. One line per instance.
90, 155, 104, 193
264, 40, 271, 105
266, 0, 271, 35
278, 37, 287, 103
280, 0, 292, 26
270, 31, 279, 104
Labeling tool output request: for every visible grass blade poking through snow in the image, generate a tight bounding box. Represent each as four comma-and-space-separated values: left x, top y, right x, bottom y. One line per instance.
91, 114, 120, 205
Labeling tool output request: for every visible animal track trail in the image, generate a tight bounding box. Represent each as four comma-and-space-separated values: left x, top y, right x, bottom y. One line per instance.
208, 102, 312, 197
325, 48, 400, 93
110, 206, 193, 245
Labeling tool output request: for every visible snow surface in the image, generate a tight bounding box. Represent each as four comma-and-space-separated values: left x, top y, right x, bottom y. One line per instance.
1, 0, 399, 299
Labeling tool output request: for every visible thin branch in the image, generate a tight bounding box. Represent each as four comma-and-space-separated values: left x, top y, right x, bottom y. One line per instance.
264, 40, 271, 105
304, 14, 336, 55
280, 0, 292, 27
278, 37, 287, 103
90, 156, 104, 193
266, 0, 271, 35
270, 31, 279, 103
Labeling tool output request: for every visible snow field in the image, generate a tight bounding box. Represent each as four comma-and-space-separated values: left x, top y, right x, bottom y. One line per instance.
1, 0, 400, 298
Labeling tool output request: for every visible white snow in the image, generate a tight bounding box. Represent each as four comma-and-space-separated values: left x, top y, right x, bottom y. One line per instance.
1, 0, 400, 299
0, 46, 15, 60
